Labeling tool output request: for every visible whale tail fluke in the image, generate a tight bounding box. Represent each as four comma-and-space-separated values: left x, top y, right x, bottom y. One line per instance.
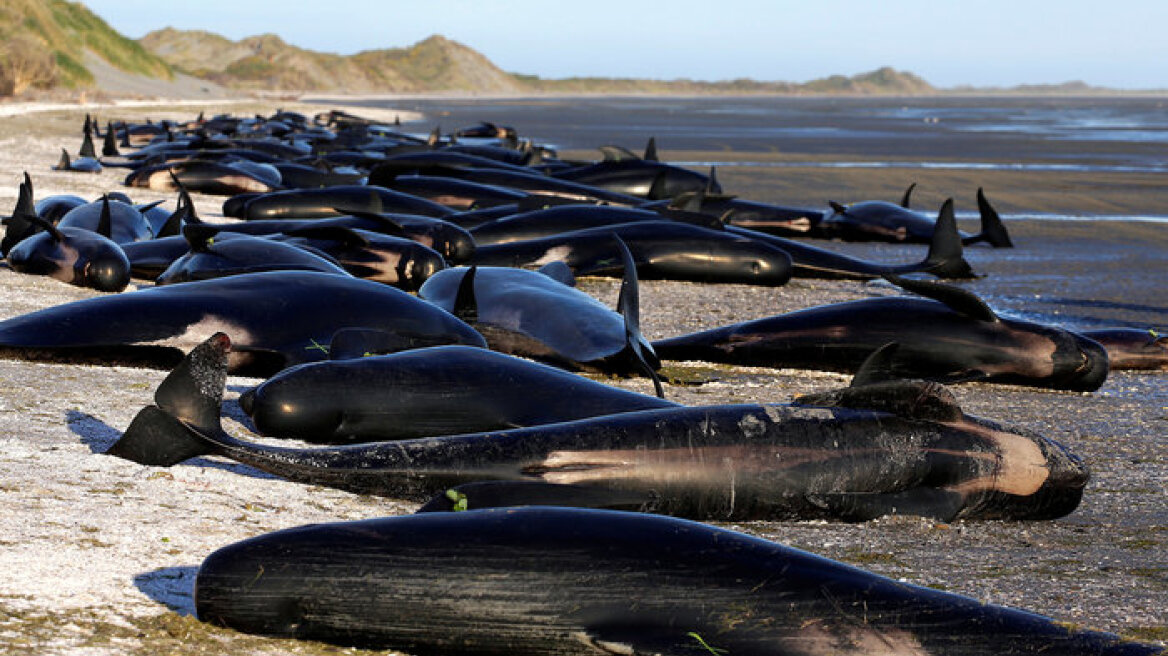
106, 333, 231, 466
973, 187, 1014, 248
921, 198, 977, 279
107, 405, 215, 467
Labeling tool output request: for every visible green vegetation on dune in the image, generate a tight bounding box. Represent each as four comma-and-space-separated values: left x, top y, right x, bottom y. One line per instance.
0, 0, 172, 94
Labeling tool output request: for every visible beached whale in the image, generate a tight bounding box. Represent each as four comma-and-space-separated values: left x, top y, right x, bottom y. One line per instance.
0, 271, 485, 376
192, 507, 1162, 656
653, 275, 1110, 391
222, 185, 455, 220
238, 344, 678, 444
1080, 327, 1168, 371
108, 333, 1089, 523
5, 211, 130, 292
819, 186, 1013, 247
419, 236, 660, 382
471, 220, 793, 286
153, 225, 352, 285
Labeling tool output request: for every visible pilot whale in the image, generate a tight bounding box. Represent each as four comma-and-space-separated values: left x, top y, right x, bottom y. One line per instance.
192, 507, 1164, 656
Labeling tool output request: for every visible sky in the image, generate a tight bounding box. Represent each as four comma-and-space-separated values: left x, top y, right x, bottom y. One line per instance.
82, 0, 1168, 89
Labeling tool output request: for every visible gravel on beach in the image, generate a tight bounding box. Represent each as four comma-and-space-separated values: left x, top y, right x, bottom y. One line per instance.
0, 100, 1163, 654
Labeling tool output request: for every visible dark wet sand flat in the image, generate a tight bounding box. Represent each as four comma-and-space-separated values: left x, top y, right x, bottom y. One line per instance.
0, 98, 1164, 652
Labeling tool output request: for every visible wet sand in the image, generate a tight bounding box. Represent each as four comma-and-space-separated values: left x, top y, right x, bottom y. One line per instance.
0, 99, 1164, 653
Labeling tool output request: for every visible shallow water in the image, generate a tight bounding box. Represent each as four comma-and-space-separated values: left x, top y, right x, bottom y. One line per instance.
325, 95, 1168, 167
311, 95, 1168, 329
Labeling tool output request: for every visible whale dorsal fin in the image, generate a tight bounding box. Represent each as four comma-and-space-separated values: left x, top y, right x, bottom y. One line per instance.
55, 149, 71, 170
79, 130, 97, 159
976, 187, 1014, 248
899, 182, 917, 209
613, 234, 664, 399
921, 198, 976, 279
828, 200, 848, 215
706, 166, 721, 194
643, 136, 658, 162
883, 274, 998, 322
102, 122, 120, 157
453, 265, 478, 323
96, 195, 113, 239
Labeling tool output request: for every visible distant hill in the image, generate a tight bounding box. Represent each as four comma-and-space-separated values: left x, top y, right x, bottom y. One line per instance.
140, 27, 935, 96
0, 0, 172, 94
140, 30, 524, 94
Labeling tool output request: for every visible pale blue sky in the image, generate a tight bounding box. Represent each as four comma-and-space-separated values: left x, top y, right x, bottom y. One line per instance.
85, 0, 1167, 89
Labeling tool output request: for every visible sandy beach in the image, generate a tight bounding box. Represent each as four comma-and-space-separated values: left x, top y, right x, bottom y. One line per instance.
0, 98, 1164, 654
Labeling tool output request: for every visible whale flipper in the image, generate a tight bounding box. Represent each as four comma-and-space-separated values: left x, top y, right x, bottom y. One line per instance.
795, 378, 965, 423
883, 274, 998, 322
613, 235, 664, 398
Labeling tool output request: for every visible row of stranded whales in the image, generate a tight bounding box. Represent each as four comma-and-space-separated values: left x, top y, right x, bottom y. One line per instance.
16, 110, 1160, 653
193, 507, 1163, 656
109, 333, 1089, 523
464, 197, 975, 280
